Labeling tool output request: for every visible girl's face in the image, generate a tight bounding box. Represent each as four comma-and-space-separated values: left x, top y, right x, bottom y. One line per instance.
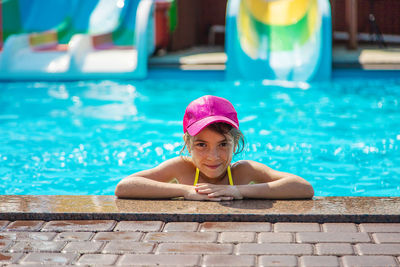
188, 127, 234, 180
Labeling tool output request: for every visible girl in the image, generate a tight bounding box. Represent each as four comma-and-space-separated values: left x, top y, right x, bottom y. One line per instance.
115, 95, 314, 201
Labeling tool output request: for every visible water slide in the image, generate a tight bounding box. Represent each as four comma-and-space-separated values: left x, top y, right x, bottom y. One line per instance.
225, 0, 332, 82
0, 0, 154, 80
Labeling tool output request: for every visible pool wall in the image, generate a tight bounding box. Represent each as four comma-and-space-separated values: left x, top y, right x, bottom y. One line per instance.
1, 196, 399, 223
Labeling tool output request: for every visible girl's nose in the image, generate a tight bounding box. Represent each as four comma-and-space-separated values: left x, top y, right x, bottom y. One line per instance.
207, 147, 220, 160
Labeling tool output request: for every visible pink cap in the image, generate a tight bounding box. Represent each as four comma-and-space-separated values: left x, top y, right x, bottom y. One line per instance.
183, 95, 239, 136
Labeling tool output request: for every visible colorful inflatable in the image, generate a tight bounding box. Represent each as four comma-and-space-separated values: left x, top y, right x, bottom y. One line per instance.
0, 0, 154, 80
226, 0, 331, 81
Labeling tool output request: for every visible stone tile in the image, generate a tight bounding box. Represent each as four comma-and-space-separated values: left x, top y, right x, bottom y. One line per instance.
103, 241, 154, 254
315, 243, 354, 255
0, 253, 23, 264
163, 222, 199, 232
0, 232, 56, 241
117, 254, 200, 266
299, 256, 339, 267
156, 243, 233, 254
0, 221, 9, 230
78, 254, 119, 265
322, 223, 358, 232
5, 220, 44, 231
54, 231, 93, 241
200, 222, 271, 232
93, 231, 142, 241
274, 223, 320, 232
0, 240, 12, 251
297, 232, 370, 243
203, 255, 255, 266
20, 252, 78, 265
144, 232, 217, 243
359, 223, 400, 233
258, 256, 298, 267
114, 221, 163, 232
342, 256, 398, 267
372, 233, 400, 243
62, 241, 104, 253
258, 232, 293, 243
219, 232, 256, 243
237, 243, 313, 255
42, 220, 116, 232
355, 244, 400, 255
9, 241, 66, 253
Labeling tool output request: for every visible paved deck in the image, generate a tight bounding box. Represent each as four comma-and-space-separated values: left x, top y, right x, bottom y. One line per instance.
1, 220, 400, 266
0, 196, 400, 266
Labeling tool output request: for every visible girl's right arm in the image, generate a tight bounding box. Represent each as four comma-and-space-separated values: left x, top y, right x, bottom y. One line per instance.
115, 175, 192, 199
114, 157, 231, 201
115, 157, 187, 199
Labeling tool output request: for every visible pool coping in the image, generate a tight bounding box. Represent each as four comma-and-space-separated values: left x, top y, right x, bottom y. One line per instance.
1, 196, 399, 223
149, 44, 400, 71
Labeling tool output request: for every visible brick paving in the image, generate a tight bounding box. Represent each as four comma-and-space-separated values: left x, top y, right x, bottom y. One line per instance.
0, 220, 400, 266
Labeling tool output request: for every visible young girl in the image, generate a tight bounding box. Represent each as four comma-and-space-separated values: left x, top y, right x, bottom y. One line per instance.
115, 95, 314, 201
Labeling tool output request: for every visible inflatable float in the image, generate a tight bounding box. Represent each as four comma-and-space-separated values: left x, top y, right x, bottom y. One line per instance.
0, 0, 154, 80
225, 0, 332, 81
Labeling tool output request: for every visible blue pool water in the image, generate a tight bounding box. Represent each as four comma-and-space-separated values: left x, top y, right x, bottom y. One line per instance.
1, 70, 399, 196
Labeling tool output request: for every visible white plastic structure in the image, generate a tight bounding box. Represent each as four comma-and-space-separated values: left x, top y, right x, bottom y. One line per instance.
0, 0, 154, 80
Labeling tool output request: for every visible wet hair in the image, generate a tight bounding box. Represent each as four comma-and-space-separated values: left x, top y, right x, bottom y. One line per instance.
181, 122, 245, 156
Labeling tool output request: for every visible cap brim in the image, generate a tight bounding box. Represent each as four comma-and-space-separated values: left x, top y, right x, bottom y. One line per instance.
186, 115, 239, 136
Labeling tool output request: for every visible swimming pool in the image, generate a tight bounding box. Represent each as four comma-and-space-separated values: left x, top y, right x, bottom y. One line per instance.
1, 70, 399, 196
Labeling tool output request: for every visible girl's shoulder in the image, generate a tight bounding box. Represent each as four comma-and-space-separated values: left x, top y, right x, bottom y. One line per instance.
231, 160, 275, 184
156, 156, 195, 175
159, 156, 193, 168
231, 160, 269, 170
157, 156, 196, 184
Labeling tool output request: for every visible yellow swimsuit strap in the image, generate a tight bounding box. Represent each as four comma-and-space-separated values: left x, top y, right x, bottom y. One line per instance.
194, 166, 233, 186
193, 168, 200, 186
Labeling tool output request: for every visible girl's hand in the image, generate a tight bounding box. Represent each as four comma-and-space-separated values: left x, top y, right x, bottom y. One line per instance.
195, 183, 243, 200
183, 185, 234, 201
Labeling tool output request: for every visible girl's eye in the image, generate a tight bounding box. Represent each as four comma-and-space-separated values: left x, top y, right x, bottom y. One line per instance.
220, 142, 231, 148
195, 143, 206, 147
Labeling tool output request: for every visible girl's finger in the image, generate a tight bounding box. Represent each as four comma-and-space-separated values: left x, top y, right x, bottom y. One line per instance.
207, 192, 219, 197
196, 184, 212, 189
207, 197, 222, 202
197, 188, 214, 194
207, 191, 227, 197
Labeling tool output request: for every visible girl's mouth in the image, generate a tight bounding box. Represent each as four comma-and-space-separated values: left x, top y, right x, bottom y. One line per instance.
205, 164, 221, 170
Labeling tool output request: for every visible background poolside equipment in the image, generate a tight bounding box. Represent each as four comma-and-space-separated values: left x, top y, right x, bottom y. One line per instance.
367, 0, 386, 48
225, 0, 332, 82
0, 0, 154, 80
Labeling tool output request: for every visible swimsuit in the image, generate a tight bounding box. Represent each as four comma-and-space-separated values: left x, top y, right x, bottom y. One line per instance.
193, 166, 234, 186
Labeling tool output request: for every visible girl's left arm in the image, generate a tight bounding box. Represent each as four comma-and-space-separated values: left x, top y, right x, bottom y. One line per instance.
236, 161, 314, 199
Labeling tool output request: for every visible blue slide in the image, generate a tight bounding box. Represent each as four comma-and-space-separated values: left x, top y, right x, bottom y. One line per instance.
0, 0, 154, 80
225, 0, 332, 82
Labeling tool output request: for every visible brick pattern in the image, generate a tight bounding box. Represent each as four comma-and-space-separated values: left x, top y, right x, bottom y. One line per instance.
0, 221, 400, 266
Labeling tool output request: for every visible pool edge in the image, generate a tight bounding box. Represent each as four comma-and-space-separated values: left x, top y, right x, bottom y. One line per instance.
1, 196, 399, 223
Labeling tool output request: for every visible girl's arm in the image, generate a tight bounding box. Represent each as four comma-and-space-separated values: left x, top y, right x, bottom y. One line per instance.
115, 157, 233, 201
237, 160, 314, 199
116, 176, 233, 201
115, 176, 190, 199
236, 175, 314, 199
